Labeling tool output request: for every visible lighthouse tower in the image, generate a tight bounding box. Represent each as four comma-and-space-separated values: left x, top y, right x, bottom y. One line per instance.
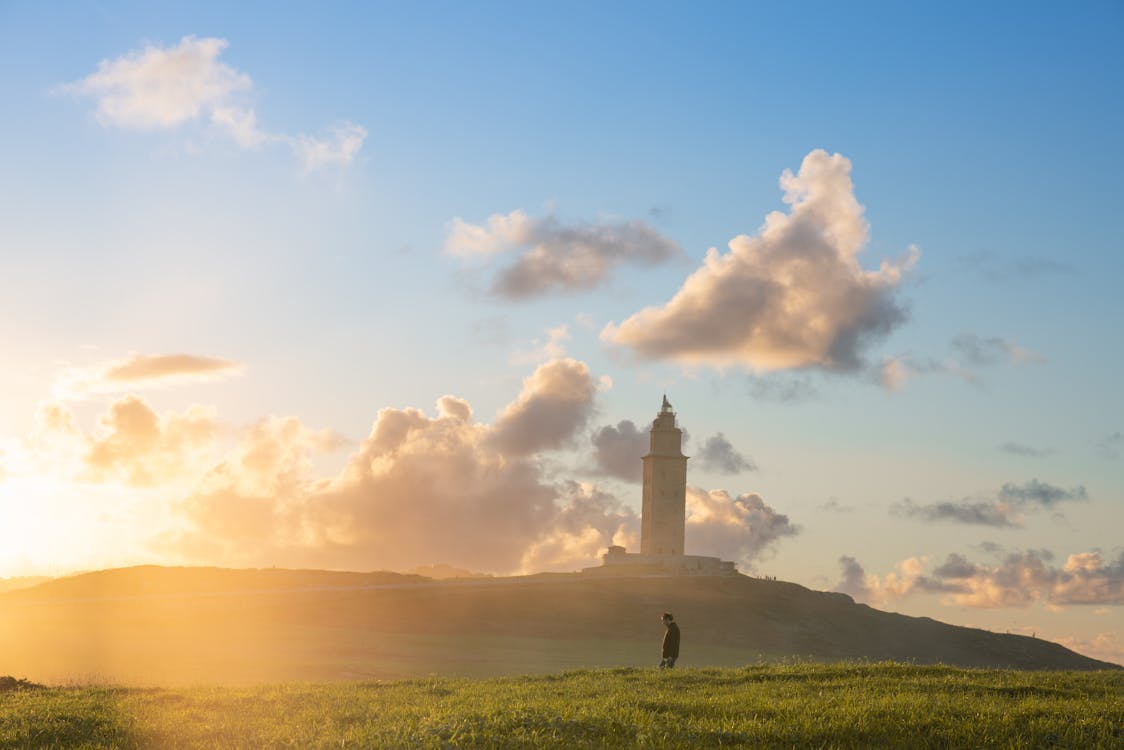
640, 395, 688, 555
586, 396, 736, 575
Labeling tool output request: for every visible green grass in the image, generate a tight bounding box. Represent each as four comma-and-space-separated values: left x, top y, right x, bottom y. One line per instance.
2, 663, 1121, 748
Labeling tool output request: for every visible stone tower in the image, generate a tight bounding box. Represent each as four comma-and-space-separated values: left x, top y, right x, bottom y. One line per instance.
640, 395, 688, 555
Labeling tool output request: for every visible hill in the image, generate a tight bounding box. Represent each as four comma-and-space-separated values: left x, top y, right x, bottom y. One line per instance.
0, 566, 1116, 685
2, 565, 425, 601
0, 575, 52, 594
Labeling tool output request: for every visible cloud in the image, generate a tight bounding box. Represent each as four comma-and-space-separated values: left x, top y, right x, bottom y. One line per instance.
8, 401, 86, 479
603, 150, 919, 372
62, 36, 250, 129
590, 420, 647, 482
997, 478, 1086, 508
747, 373, 818, 403
998, 441, 1054, 458
293, 122, 369, 172
832, 555, 942, 606
208, 105, 272, 147
956, 250, 1076, 283
838, 549, 1124, 609
17, 355, 800, 577
104, 353, 243, 384
872, 353, 975, 391
1052, 632, 1124, 667
1097, 432, 1123, 460
62, 36, 365, 169
685, 487, 798, 569
950, 333, 1045, 367
818, 498, 854, 513
834, 555, 869, 600
1050, 552, 1124, 606
164, 400, 555, 570
876, 333, 1042, 392
446, 210, 535, 257
935, 549, 1124, 608
892, 497, 1020, 527
879, 357, 911, 391
159, 416, 351, 561
932, 552, 979, 579
510, 324, 571, 365
490, 359, 597, 456
590, 423, 755, 482
53, 352, 244, 398
445, 210, 681, 299
83, 395, 220, 487
157, 357, 623, 573
891, 479, 1087, 527
519, 482, 638, 573
694, 433, 756, 474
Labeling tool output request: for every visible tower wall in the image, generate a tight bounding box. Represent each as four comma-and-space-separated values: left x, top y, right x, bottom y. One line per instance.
640, 402, 688, 555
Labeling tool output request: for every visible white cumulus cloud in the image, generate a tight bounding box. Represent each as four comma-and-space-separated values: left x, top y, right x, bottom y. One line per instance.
62, 35, 365, 170
63, 36, 250, 129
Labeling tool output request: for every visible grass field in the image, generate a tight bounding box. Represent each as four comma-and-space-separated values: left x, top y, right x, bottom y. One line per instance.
2, 663, 1121, 749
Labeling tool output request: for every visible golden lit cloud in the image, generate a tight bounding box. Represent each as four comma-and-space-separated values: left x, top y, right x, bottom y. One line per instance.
53, 352, 244, 397
103, 353, 243, 383
603, 150, 919, 372
15, 396, 221, 490
7, 356, 800, 577
156, 358, 616, 573
491, 358, 598, 456
519, 482, 637, 573
685, 488, 798, 570
1053, 632, 1124, 667
836, 550, 1124, 608
84, 395, 219, 487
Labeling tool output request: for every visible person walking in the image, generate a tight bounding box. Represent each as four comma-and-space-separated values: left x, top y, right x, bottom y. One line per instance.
660, 612, 680, 669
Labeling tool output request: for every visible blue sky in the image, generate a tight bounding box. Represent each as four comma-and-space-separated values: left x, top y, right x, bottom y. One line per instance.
1, 2, 1122, 662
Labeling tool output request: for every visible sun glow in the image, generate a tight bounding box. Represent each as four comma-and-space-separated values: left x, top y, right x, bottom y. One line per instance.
0, 475, 69, 577
0, 473, 149, 578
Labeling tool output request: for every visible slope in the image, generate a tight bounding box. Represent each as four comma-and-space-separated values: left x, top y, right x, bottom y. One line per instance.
0, 566, 1116, 685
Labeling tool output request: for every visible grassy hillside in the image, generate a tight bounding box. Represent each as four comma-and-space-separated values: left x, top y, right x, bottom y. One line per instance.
3, 565, 425, 600
2, 664, 1121, 748
0, 566, 1115, 686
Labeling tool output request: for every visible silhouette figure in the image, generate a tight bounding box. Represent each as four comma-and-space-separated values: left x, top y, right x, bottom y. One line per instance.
660, 612, 680, 668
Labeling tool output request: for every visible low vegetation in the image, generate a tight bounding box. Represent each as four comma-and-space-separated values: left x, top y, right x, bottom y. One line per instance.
2, 662, 1121, 748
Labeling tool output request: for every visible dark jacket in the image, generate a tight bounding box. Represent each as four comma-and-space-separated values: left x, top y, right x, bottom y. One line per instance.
662, 621, 680, 658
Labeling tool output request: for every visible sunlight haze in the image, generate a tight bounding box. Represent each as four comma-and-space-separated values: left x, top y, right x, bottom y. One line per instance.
0, 0, 1121, 670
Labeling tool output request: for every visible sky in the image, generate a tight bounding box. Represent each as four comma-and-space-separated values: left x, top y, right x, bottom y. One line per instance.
1, 1, 1122, 663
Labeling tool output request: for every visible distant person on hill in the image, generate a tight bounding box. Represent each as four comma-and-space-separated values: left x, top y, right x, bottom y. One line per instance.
660, 612, 680, 669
